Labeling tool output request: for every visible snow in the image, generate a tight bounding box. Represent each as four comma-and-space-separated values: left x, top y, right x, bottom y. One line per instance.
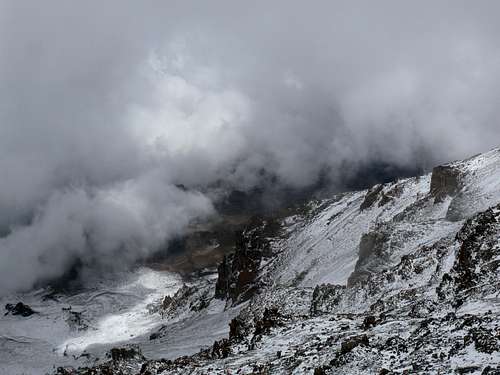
3, 148, 500, 374
271, 175, 451, 288
57, 269, 182, 355
0, 268, 182, 375
268, 149, 500, 292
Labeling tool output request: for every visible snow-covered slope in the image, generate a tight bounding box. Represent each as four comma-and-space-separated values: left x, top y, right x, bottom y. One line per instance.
271, 148, 500, 289
127, 147, 499, 374
10, 148, 500, 374
271, 175, 442, 287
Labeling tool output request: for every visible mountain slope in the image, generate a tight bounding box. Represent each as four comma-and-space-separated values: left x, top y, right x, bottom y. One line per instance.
55, 148, 500, 374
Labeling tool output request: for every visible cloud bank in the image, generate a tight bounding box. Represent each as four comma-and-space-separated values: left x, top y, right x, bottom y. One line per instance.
1, 0, 500, 293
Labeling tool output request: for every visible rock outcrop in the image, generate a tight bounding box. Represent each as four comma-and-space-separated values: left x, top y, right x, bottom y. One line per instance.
437, 204, 500, 305
214, 216, 277, 304
360, 184, 384, 210
310, 284, 346, 316
4, 302, 36, 317
430, 164, 463, 203
347, 229, 390, 286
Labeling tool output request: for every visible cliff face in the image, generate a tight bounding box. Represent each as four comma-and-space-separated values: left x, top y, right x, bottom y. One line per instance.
54, 149, 500, 375
430, 164, 463, 203
214, 217, 279, 304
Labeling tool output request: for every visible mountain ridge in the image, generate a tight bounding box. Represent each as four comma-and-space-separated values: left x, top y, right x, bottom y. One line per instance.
52, 147, 500, 374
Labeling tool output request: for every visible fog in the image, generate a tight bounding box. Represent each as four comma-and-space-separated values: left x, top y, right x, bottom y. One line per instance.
1, 1, 500, 293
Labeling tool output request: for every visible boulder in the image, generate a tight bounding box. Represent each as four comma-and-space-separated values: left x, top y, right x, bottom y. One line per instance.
109, 346, 145, 362
362, 315, 377, 330
340, 334, 369, 354
5, 302, 36, 317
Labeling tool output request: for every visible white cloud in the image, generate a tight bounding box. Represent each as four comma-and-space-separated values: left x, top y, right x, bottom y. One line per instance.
1, 0, 500, 293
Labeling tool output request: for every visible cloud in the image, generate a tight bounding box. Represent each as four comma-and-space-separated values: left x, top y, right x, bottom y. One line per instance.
1, 0, 500, 293
0, 173, 213, 294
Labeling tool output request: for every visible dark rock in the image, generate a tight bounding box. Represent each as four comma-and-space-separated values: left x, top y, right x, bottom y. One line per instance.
385, 336, 407, 354
464, 327, 499, 354
378, 192, 393, 207
437, 205, 500, 304
456, 366, 482, 374
341, 334, 369, 354
459, 314, 483, 328
314, 367, 327, 375
362, 315, 377, 330
109, 346, 145, 362
348, 230, 390, 286
251, 363, 271, 374
360, 184, 384, 211
380, 182, 404, 207
254, 307, 284, 336
482, 366, 500, 375
214, 254, 232, 299
5, 302, 36, 317
229, 316, 250, 342
161, 295, 173, 310
140, 362, 152, 374
408, 299, 436, 318
159, 284, 197, 317
430, 165, 462, 203
310, 284, 346, 315
214, 217, 275, 304
189, 289, 211, 312
210, 338, 231, 359
55, 367, 76, 375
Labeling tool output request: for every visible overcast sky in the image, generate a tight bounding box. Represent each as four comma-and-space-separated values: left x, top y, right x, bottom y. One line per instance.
1, 1, 500, 293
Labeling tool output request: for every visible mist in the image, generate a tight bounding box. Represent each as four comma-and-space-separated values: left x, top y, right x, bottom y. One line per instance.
1, 0, 500, 294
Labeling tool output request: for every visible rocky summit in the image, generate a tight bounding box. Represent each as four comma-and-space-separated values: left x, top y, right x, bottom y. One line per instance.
54, 148, 500, 374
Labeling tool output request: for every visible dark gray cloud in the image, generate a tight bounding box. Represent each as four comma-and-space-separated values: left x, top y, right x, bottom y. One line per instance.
1, 0, 500, 293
